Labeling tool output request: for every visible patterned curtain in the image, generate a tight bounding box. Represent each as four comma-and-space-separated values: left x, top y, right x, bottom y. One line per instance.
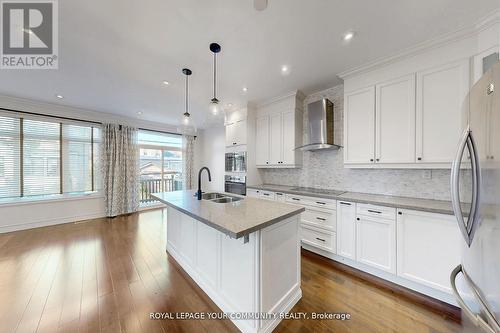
101, 124, 139, 217
183, 135, 195, 189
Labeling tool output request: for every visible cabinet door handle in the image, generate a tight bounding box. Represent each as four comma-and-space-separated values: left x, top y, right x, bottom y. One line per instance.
276, 193, 283, 196
292, 198, 300, 201
263, 193, 269, 196
398, 211, 402, 215
368, 209, 382, 214
316, 217, 326, 221
417, 157, 422, 161
315, 201, 326, 205
356, 218, 360, 221
315, 237, 326, 242
370, 159, 374, 162
340, 202, 351, 206
376, 158, 380, 162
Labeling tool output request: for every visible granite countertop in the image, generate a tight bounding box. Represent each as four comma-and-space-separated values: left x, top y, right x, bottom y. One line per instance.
151, 190, 305, 239
247, 184, 466, 216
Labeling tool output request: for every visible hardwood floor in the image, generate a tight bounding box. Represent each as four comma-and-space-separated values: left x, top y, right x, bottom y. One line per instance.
0, 209, 466, 333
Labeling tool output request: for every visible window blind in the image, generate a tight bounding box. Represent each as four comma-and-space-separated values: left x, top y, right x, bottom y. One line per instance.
0, 116, 21, 198
63, 124, 92, 193
23, 119, 61, 196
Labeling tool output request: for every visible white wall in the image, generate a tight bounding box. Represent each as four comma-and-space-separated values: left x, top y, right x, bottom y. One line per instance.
0, 93, 177, 233
194, 125, 226, 192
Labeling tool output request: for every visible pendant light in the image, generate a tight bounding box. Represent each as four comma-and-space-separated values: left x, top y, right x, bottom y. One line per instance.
209, 43, 222, 118
177, 68, 197, 135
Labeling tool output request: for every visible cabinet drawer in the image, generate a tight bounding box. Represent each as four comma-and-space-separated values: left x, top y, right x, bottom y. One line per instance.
260, 190, 276, 201
285, 194, 336, 210
356, 203, 395, 220
301, 209, 336, 231
246, 189, 261, 198
300, 225, 336, 253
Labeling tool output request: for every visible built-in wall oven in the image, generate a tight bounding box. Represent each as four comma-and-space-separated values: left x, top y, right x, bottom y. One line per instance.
225, 175, 246, 195
225, 151, 247, 173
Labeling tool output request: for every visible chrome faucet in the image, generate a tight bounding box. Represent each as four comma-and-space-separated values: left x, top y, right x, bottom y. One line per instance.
196, 167, 211, 200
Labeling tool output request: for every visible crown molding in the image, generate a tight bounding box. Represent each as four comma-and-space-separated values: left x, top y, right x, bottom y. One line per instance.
338, 9, 500, 80
256, 90, 305, 108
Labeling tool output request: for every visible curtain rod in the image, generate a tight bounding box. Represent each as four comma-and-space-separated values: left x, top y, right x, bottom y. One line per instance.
0, 107, 183, 137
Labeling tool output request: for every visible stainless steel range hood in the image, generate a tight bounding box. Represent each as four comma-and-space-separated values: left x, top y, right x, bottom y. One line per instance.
295, 98, 341, 151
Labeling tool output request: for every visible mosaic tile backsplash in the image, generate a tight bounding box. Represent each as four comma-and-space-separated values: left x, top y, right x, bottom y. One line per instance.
260, 84, 467, 201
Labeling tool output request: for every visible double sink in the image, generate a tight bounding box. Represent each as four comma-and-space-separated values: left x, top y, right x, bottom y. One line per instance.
201, 192, 243, 204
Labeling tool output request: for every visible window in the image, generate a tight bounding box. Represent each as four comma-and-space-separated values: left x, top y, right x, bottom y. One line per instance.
138, 130, 183, 206
0, 113, 100, 200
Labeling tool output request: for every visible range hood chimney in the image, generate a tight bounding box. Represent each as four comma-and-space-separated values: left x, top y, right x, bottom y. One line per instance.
295, 98, 341, 151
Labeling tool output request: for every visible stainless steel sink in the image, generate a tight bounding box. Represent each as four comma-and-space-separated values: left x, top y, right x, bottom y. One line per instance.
202, 193, 226, 200
211, 197, 242, 203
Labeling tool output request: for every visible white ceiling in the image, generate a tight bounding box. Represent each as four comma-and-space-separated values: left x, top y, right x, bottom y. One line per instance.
0, 0, 498, 128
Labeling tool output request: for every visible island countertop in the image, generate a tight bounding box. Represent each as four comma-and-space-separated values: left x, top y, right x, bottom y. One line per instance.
152, 190, 305, 238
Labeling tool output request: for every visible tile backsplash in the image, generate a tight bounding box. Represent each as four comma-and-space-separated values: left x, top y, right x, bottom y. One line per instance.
260, 84, 464, 201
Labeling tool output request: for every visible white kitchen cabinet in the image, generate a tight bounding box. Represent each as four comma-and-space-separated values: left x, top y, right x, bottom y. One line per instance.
397, 209, 461, 293
281, 111, 296, 165
255, 116, 270, 165
375, 74, 416, 164
344, 87, 375, 164
274, 192, 285, 202
336, 201, 356, 260
356, 213, 397, 274
256, 92, 303, 168
269, 113, 282, 165
416, 60, 469, 164
225, 119, 247, 147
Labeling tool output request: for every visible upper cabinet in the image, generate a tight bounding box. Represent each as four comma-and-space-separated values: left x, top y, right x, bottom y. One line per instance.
376, 74, 416, 164
344, 87, 375, 164
255, 92, 303, 168
225, 119, 247, 147
416, 60, 469, 164
343, 59, 470, 168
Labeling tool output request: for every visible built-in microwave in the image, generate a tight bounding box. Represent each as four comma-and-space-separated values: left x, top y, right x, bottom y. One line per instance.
225, 151, 246, 172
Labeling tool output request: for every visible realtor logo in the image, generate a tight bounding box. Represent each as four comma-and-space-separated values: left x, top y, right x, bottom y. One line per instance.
1, 0, 58, 69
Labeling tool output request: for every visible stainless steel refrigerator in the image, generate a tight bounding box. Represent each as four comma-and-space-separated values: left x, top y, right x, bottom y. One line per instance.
450, 59, 500, 333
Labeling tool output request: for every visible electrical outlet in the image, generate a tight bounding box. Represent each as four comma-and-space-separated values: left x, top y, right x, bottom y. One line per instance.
422, 170, 432, 179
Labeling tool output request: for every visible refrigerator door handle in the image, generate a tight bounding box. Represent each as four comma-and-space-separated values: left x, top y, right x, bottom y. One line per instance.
467, 131, 482, 243
451, 128, 473, 246
450, 265, 500, 333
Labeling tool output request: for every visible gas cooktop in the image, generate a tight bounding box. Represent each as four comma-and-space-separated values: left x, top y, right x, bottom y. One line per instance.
289, 187, 346, 196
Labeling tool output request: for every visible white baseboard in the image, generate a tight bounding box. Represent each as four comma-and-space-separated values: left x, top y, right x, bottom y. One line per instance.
0, 212, 106, 233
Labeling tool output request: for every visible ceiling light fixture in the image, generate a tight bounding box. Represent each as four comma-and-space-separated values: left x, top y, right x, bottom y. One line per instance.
177, 68, 196, 135
342, 31, 356, 41
209, 42, 223, 119
242, 87, 248, 92
281, 65, 290, 75
227, 103, 233, 107
137, 111, 143, 115
56, 94, 63, 99
162, 80, 169, 85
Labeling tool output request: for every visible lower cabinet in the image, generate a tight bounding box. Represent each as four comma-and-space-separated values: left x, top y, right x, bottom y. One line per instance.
356, 215, 396, 274
300, 224, 336, 253
336, 201, 356, 260
396, 209, 461, 293
335, 201, 462, 304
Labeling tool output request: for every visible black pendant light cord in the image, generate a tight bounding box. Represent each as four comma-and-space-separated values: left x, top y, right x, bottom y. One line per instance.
213, 52, 217, 100
186, 73, 189, 116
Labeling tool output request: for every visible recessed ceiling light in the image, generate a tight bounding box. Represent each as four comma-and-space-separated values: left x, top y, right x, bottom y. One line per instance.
242, 87, 248, 92
162, 80, 169, 85
137, 111, 143, 115
227, 103, 233, 107
342, 31, 356, 41
281, 65, 289, 74
56, 94, 63, 99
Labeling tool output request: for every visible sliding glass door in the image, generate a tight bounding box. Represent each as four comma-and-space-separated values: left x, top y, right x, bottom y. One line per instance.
138, 130, 183, 206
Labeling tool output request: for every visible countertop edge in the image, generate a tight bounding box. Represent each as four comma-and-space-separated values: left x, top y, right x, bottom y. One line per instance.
151, 194, 305, 238
247, 185, 456, 216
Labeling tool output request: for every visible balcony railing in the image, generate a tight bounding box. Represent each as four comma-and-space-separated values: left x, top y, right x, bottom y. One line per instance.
140, 177, 183, 205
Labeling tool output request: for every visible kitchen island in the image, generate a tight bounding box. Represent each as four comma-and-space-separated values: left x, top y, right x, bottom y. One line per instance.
152, 190, 305, 333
